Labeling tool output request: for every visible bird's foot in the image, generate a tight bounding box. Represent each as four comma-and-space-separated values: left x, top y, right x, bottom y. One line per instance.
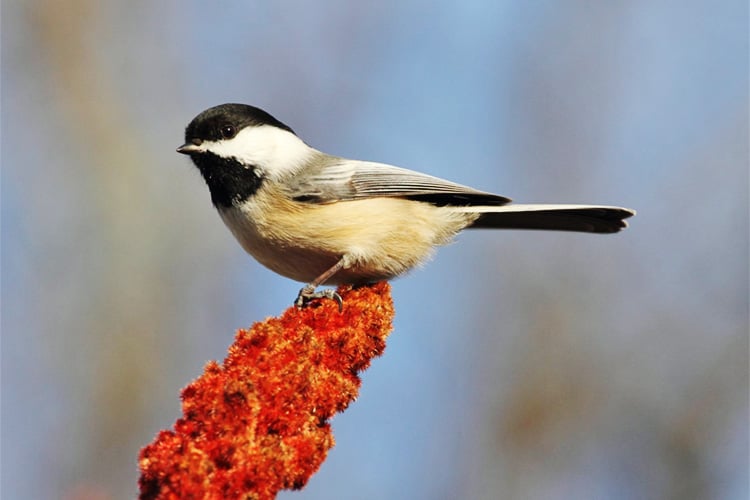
294, 285, 343, 311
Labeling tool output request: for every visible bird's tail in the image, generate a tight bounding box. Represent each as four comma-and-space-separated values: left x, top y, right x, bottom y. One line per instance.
463, 204, 635, 234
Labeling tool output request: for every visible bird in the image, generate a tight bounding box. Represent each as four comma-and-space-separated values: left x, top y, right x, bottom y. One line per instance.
177, 103, 635, 308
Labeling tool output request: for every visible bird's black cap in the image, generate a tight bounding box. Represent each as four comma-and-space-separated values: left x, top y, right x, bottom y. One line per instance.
183, 103, 295, 146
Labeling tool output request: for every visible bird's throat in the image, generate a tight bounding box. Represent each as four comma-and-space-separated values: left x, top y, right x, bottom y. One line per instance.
191, 153, 264, 208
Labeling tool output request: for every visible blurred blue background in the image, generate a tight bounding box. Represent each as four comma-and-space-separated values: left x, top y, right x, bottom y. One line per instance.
2, 1, 747, 499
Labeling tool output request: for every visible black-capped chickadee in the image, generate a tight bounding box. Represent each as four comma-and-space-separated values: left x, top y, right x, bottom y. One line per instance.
177, 103, 635, 308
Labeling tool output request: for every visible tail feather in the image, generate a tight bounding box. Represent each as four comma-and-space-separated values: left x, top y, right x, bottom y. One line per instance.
465, 204, 635, 234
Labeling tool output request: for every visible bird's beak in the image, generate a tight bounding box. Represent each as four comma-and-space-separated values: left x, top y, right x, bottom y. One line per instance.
176, 143, 202, 155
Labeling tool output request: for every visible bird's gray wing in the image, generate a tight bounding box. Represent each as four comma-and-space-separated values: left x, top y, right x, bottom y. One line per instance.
284, 159, 511, 206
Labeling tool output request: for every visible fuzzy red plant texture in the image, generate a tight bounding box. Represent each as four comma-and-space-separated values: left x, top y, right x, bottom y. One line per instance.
138, 282, 395, 500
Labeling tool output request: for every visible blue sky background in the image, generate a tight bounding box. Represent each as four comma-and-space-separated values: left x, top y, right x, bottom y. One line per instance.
2, 1, 748, 499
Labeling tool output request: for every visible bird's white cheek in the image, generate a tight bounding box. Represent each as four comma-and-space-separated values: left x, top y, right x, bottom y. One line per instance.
204, 125, 312, 178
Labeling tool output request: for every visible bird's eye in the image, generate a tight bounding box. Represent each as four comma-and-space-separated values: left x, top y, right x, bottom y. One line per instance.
220, 125, 236, 139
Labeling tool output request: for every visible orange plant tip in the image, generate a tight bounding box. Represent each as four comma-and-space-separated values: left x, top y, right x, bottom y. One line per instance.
138, 282, 395, 500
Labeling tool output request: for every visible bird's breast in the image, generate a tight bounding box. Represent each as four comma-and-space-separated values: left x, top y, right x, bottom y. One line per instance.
218, 187, 477, 284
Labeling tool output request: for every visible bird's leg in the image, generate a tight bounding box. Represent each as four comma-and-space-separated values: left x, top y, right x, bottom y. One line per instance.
294, 257, 347, 310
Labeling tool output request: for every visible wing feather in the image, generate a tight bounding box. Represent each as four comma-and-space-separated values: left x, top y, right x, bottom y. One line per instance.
284, 159, 511, 206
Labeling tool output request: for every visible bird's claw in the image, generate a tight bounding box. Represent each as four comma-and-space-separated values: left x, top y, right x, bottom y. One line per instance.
294, 285, 343, 311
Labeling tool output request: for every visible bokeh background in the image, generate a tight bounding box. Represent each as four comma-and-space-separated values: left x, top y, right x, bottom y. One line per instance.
2, 1, 747, 499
